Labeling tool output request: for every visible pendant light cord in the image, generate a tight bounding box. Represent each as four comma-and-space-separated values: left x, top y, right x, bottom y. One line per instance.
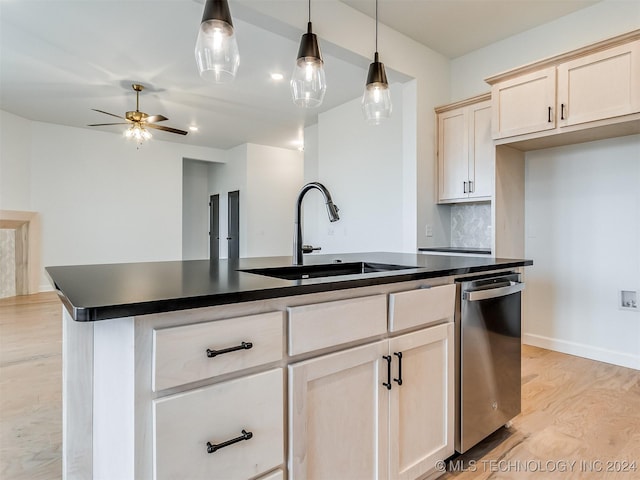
375, 0, 378, 53
308, 0, 311, 23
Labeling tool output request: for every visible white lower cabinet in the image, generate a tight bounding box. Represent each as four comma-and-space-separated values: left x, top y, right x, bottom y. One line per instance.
153, 368, 284, 480
289, 341, 390, 479
288, 323, 454, 480
389, 323, 454, 480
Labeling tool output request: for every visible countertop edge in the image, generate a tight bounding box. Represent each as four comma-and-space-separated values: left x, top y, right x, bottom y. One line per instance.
59, 259, 533, 322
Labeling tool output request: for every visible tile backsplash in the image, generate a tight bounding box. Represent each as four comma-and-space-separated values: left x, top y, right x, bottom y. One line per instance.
451, 203, 491, 249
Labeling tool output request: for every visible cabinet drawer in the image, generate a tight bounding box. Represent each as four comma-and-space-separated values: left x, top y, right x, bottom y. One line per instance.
153, 368, 284, 480
389, 284, 455, 332
153, 311, 283, 391
288, 294, 387, 356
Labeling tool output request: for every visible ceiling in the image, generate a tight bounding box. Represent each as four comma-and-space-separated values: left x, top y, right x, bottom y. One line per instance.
342, 0, 601, 59
0, 0, 602, 151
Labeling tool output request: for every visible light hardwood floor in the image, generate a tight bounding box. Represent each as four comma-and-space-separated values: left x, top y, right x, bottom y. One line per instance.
0, 293, 638, 480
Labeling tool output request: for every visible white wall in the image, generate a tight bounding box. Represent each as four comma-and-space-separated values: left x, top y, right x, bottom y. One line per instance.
0, 110, 31, 210
450, 4, 640, 368
524, 136, 640, 369
206, 143, 302, 259
0, 111, 226, 289
450, 0, 640, 100
301, 83, 405, 255
245, 144, 303, 257
183, 160, 213, 260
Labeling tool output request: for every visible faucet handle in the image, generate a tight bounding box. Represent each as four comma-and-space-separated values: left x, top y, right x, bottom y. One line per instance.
301, 245, 321, 254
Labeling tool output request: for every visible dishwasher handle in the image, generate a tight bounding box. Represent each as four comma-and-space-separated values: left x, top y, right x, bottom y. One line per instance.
463, 281, 524, 301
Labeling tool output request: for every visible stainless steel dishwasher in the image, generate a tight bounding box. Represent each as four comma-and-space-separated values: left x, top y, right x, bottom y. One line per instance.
455, 272, 525, 453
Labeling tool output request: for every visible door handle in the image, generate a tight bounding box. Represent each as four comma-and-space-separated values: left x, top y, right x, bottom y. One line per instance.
206, 429, 253, 453
393, 352, 403, 386
382, 355, 392, 390
548, 106, 552, 123
206, 341, 253, 358
464, 281, 525, 301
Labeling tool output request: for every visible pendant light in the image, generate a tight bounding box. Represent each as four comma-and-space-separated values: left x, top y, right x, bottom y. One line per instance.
362, 0, 392, 124
195, 0, 240, 83
291, 0, 326, 108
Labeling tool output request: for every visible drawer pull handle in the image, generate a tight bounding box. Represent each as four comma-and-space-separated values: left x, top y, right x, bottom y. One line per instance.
206, 341, 253, 358
393, 351, 403, 386
206, 429, 253, 453
382, 355, 392, 390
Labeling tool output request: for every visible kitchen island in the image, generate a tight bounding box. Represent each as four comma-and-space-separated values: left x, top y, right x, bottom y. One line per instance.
47, 252, 532, 480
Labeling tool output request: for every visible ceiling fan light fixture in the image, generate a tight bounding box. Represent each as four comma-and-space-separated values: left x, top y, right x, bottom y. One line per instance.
362, 0, 392, 125
291, 0, 326, 108
124, 123, 152, 144
195, 0, 240, 83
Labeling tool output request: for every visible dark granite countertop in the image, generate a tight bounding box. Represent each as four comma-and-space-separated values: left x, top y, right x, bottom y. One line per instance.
418, 247, 492, 255
46, 252, 532, 321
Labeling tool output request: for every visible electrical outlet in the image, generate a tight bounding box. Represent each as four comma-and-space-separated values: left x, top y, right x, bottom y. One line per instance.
620, 290, 638, 311
425, 224, 433, 237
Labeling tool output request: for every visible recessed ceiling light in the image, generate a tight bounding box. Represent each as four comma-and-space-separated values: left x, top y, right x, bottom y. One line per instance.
270, 72, 284, 81
189, 126, 199, 132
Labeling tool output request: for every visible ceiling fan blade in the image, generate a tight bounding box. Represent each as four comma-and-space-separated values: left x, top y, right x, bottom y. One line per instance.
146, 124, 188, 135
145, 115, 168, 124
87, 123, 130, 126
91, 109, 126, 120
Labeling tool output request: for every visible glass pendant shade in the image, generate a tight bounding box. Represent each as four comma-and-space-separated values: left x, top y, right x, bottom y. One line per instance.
362, 52, 392, 125
291, 22, 326, 108
195, 0, 240, 83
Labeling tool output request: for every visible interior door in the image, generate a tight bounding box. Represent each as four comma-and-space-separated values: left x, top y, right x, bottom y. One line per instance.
227, 190, 240, 259
209, 194, 219, 260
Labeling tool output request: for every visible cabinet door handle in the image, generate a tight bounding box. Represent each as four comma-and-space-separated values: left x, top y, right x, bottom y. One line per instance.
463, 181, 468, 194
548, 106, 552, 123
468, 180, 474, 193
393, 352, 403, 386
206, 341, 253, 358
561, 103, 565, 120
382, 355, 392, 390
206, 429, 253, 453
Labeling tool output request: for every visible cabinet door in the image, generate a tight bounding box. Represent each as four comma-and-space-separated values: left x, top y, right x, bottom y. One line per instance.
492, 67, 556, 139
438, 108, 468, 202
289, 341, 389, 480
388, 323, 454, 480
468, 101, 493, 199
558, 40, 640, 127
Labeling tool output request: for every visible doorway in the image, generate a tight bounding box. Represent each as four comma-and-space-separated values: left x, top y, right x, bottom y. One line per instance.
227, 190, 240, 259
209, 194, 219, 260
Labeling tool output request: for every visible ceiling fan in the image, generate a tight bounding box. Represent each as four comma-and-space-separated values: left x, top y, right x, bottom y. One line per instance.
88, 84, 188, 139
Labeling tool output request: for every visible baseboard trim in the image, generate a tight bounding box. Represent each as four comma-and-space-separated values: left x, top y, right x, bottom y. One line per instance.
523, 333, 640, 370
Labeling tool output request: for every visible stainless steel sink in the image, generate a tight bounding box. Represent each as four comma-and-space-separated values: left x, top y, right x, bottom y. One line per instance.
240, 262, 418, 280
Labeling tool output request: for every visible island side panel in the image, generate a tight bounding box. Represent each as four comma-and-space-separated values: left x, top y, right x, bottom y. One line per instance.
62, 308, 94, 480
93, 317, 136, 479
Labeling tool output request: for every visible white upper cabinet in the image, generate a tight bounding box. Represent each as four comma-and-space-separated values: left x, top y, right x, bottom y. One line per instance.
487, 31, 640, 145
557, 41, 640, 127
491, 67, 556, 139
437, 94, 494, 203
